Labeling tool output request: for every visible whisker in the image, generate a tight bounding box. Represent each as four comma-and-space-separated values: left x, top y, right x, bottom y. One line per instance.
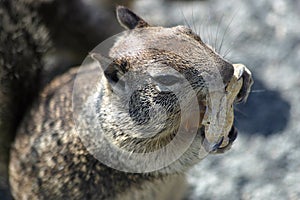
234, 107, 248, 118
250, 89, 266, 93
208, 14, 214, 50
218, 13, 235, 55
223, 28, 244, 59
214, 14, 225, 54
203, 16, 210, 45
202, 14, 211, 48
191, 8, 197, 34
197, 18, 202, 36
223, 45, 233, 58
179, 8, 191, 30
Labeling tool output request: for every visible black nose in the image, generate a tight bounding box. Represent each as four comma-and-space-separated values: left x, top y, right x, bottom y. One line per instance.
236, 69, 254, 103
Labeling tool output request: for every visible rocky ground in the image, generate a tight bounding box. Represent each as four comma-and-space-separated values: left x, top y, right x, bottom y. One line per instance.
134, 0, 300, 199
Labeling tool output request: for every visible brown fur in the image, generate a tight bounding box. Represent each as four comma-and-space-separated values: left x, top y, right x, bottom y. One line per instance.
9, 6, 252, 200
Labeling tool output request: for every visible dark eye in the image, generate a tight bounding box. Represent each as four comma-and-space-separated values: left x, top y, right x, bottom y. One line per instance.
153, 74, 182, 86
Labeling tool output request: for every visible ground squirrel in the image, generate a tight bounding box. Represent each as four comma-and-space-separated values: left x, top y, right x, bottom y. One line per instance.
9, 6, 253, 200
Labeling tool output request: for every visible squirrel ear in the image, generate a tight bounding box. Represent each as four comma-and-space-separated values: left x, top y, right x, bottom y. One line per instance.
116, 6, 149, 29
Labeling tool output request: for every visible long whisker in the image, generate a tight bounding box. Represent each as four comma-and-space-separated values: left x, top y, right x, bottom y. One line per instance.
191, 8, 197, 35
234, 107, 248, 117
202, 14, 211, 47
179, 8, 191, 30
223, 28, 244, 59
196, 10, 202, 36
218, 14, 234, 55
250, 89, 266, 93
208, 14, 214, 50
214, 14, 225, 54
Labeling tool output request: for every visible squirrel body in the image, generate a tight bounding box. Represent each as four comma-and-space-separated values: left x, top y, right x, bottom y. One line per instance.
9, 6, 253, 200
9, 65, 186, 199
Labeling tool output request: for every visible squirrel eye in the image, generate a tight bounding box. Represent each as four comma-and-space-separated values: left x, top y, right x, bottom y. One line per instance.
153, 74, 182, 86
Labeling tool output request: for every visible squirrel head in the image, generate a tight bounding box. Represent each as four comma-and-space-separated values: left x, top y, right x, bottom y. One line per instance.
87, 6, 253, 172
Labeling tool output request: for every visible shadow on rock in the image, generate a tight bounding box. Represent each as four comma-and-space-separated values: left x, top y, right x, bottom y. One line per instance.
0, 187, 12, 200
234, 78, 291, 136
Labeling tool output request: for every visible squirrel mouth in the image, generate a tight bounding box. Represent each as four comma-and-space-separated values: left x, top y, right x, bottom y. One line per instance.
184, 118, 238, 154
199, 64, 252, 154
182, 64, 252, 154
202, 125, 238, 154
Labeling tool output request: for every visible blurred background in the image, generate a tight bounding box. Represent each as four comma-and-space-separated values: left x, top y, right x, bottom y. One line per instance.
1, 0, 300, 199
